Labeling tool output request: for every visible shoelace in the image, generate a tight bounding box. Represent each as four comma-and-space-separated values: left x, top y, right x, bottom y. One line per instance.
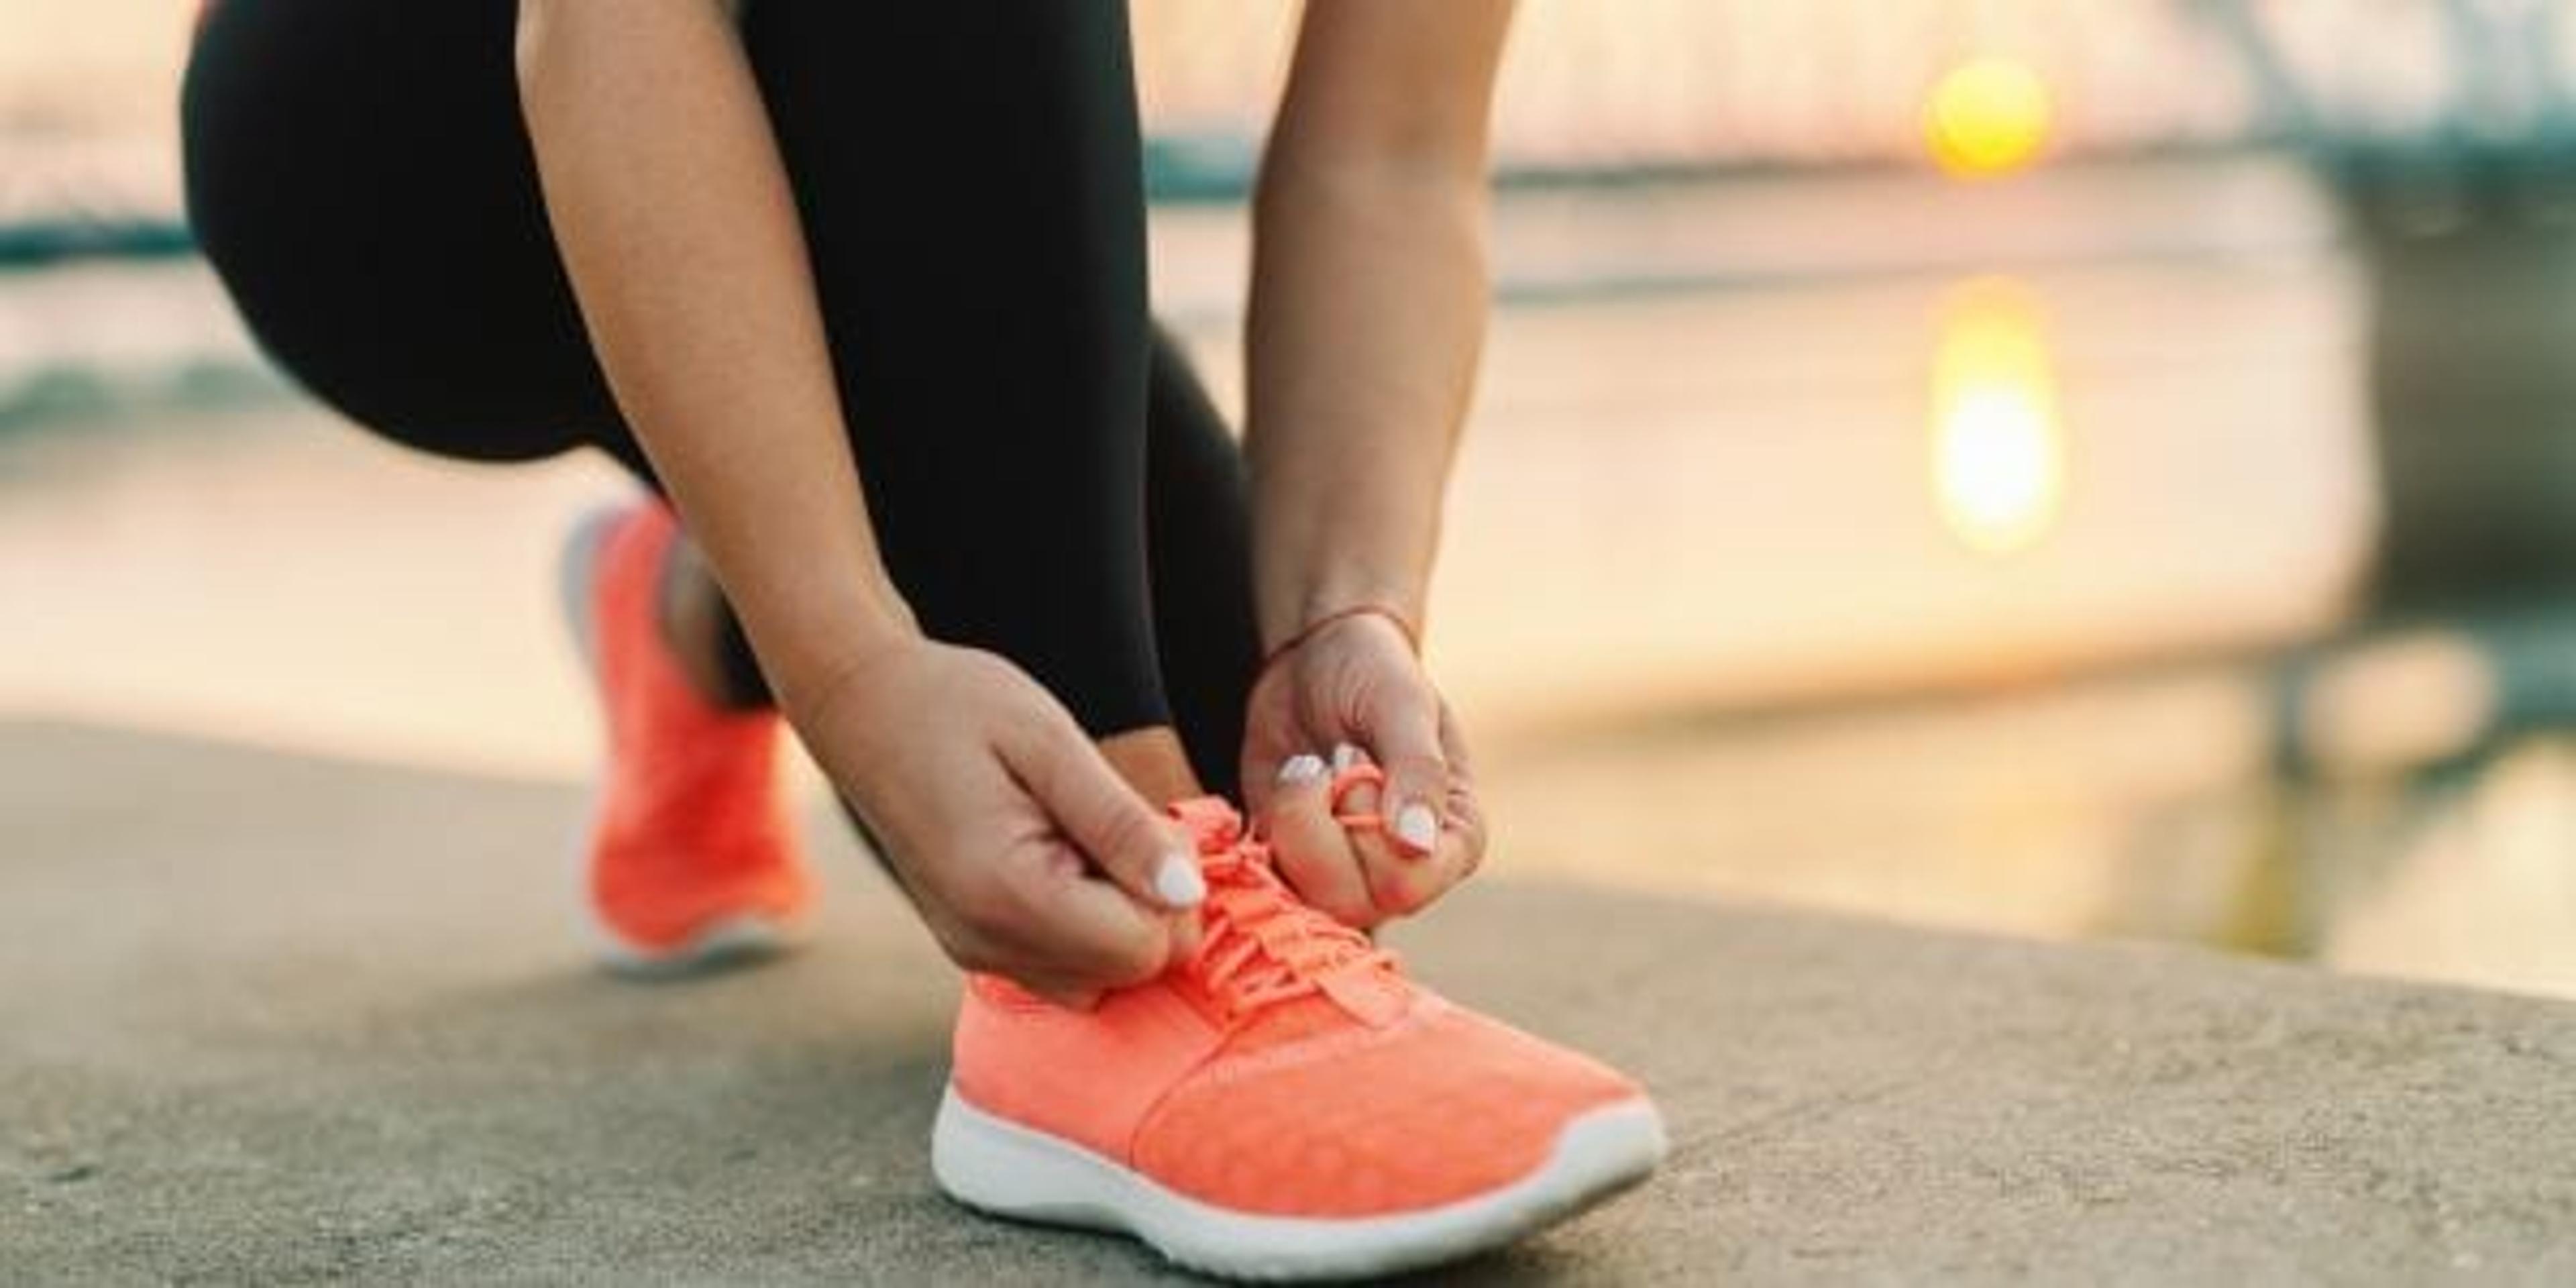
1186, 839, 1396, 1022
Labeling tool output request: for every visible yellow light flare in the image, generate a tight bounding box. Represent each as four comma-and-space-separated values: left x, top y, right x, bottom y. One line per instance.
1930, 280, 2065, 555
1925, 56, 2053, 178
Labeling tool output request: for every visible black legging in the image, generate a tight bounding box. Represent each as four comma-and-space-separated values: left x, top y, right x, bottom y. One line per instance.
180, 0, 1260, 796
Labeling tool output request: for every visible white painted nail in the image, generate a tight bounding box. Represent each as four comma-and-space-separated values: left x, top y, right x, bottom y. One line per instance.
1330, 743, 1361, 773
1152, 851, 1205, 908
1395, 803, 1440, 853
1277, 753, 1328, 786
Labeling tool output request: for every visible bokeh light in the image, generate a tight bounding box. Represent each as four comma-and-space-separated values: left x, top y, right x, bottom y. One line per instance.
1930, 279, 2065, 555
1924, 55, 2054, 178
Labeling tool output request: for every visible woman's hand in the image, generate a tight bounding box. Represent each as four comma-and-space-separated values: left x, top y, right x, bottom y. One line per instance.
1240, 612, 1487, 929
792, 639, 1204, 1008
1234, 3, 1511, 932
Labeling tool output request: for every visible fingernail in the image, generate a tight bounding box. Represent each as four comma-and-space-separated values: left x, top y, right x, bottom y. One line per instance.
1394, 802, 1440, 853
1277, 753, 1327, 785
1331, 743, 1360, 772
1152, 851, 1205, 908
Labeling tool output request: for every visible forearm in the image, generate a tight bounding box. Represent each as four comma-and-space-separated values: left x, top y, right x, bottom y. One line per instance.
1243, 0, 1511, 650
1245, 156, 1488, 647
515, 0, 912, 708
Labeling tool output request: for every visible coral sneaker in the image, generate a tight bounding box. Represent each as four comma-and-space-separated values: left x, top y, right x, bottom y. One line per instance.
932, 773, 1666, 1281
559, 500, 813, 974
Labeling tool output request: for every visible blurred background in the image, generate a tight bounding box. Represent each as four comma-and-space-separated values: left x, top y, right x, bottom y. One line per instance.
9, 1, 2576, 997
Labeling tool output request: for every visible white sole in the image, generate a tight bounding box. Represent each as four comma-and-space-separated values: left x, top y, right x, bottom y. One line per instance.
587, 910, 800, 979
557, 504, 804, 979
930, 1084, 1668, 1282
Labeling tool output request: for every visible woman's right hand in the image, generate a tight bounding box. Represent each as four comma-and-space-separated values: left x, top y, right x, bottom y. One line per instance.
788, 638, 1204, 1008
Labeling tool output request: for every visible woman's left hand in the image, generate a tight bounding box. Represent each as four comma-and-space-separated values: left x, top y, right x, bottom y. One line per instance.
1239, 610, 1487, 929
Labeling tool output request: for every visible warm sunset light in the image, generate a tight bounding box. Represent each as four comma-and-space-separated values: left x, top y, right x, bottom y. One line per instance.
1931, 279, 2065, 555
1925, 56, 2053, 178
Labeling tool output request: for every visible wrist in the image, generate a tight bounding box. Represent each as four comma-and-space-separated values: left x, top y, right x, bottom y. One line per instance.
1259, 603, 1421, 679
775, 627, 920, 757
1256, 561, 1426, 655
1249, 485, 1438, 653
749, 587, 922, 722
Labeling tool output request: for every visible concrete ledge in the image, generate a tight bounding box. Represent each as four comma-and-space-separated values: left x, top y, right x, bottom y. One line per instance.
4, 720, 2573, 1282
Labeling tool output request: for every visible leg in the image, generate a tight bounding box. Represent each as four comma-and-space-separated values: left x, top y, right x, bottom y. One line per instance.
705, 324, 1258, 793
185, 0, 763, 710
191, 0, 1203, 797
1144, 327, 1262, 800
737, 1, 1189, 788
183, 0, 810, 969
182, 0, 620, 463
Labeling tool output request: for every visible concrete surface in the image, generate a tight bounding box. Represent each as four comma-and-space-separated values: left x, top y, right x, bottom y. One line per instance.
6, 718, 2576, 1284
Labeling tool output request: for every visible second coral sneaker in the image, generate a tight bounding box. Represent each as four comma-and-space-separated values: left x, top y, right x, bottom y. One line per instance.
932, 774, 1666, 1281
559, 499, 814, 974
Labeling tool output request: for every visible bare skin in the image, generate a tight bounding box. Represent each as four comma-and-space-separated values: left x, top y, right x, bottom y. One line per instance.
516, 0, 1513, 1002
1240, 1, 1514, 926
654, 533, 739, 707
661, 536, 1201, 806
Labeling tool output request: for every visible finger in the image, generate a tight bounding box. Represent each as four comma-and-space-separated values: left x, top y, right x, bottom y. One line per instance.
1263, 750, 1379, 927
939, 843, 1167, 998
1381, 708, 1486, 912
1169, 908, 1205, 963
1316, 759, 1451, 919
1386, 782, 1485, 915
1368, 853, 1452, 918
995, 892, 1197, 1002
1002, 845, 1177, 991
1429, 790, 1487, 881
1360, 835, 1448, 917
1328, 763, 1444, 918
998, 711, 1203, 914
1013, 969, 1103, 1012
1385, 709, 1487, 912
1327, 748, 1378, 810
1436, 704, 1489, 878
1362, 686, 1450, 859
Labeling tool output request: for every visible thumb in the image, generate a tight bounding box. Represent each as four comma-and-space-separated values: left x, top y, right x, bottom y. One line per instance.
999, 712, 1205, 913
1366, 686, 1451, 859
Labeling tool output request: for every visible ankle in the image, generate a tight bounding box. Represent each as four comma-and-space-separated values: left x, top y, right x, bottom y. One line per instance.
656, 534, 759, 710
1099, 727, 1203, 806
